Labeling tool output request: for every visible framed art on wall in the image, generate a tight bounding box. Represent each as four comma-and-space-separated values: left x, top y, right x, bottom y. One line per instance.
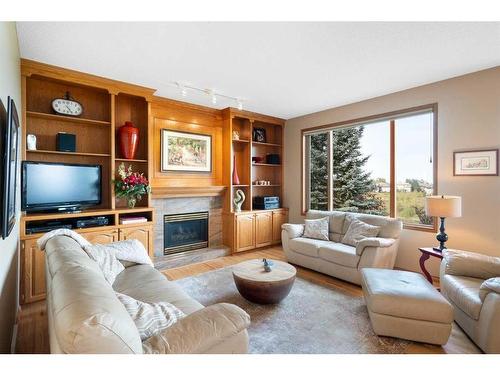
161, 129, 212, 172
0, 99, 7, 239
2, 97, 20, 238
453, 149, 498, 176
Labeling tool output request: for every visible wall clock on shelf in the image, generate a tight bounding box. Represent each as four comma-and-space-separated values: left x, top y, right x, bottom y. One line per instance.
52, 92, 83, 117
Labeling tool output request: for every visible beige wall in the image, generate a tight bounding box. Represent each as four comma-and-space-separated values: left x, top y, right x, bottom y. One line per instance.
284, 67, 500, 276
0, 22, 21, 353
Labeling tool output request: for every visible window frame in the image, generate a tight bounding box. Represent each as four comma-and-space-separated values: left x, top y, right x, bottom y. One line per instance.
301, 103, 438, 232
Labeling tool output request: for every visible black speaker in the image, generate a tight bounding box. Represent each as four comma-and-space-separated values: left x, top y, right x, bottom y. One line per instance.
266, 153, 280, 165
56, 132, 76, 152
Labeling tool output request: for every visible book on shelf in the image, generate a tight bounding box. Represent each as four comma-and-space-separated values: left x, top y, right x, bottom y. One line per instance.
120, 216, 148, 225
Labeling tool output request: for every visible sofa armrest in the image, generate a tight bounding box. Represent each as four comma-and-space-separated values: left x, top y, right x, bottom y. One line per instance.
479, 277, 500, 302
281, 223, 305, 239
442, 249, 500, 279
142, 303, 250, 354
355, 237, 395, 256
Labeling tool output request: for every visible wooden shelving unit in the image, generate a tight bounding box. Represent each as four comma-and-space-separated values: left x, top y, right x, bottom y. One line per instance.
221, 108, 288, 253
27, 150, 111, 157
20, 59, 156, 305
26, 111, 112, 126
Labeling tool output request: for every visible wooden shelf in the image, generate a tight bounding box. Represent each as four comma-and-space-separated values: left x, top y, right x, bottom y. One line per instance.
252, 163, 281, 167
233, 184, 250, 187
115, 158, 148, 163
27, 150, 111, 157
252, 141, 282, 147
232, 139, 250, 143
252, 184, 281, 187
26, 111, 111, 126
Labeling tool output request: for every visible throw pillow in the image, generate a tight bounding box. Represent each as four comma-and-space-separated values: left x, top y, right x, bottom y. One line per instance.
303, 217, 329, 241
341, 218, 380, 247
116, 292, 186, 341
83, 243, 125, 285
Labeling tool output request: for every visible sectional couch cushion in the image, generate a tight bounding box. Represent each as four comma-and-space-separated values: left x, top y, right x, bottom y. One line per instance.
318, 242, 360, 268
288, 237, 328, 257
443, 249, 500, 280
113, 264, 204, 315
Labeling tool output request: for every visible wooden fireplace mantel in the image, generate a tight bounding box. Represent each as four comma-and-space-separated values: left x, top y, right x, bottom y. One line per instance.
151, 186, 227, 199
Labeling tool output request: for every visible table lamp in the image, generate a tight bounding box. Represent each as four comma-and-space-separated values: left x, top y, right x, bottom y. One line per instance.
425, 195, 462, 252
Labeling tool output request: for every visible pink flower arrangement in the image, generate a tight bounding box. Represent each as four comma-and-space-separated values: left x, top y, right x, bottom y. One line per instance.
114, 163, 151, 208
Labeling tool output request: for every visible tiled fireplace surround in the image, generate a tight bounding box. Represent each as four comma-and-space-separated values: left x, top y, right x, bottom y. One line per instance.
152, 196, 229, 270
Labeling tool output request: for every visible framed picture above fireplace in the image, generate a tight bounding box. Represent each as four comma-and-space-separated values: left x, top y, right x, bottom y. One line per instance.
161, 129, 212, 172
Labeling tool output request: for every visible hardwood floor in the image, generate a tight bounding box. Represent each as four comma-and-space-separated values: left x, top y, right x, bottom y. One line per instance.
15, 246, 481, 354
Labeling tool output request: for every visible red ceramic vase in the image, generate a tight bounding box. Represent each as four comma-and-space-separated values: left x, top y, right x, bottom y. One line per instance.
119, 121, 139, 159
232, 155, 240, 185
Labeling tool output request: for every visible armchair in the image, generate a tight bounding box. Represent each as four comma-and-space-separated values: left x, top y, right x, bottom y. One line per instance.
281, 210, 402, 285
440, 249, 500, 353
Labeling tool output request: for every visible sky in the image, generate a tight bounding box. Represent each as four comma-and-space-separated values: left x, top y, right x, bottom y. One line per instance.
359, 112, 434, 184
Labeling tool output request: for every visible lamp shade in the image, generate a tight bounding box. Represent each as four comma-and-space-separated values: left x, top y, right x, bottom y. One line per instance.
425, 195, 462, 218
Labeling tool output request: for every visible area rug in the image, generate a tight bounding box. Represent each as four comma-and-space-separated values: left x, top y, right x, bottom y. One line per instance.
175, 266, 412, 354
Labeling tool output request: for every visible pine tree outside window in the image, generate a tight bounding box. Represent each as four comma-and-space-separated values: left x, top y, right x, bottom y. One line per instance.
302, 104, 437, 231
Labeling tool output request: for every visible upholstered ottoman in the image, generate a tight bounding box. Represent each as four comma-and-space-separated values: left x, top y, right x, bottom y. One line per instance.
360, 268, 454, 345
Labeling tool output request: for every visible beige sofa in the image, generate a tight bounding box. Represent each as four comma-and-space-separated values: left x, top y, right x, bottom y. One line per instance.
45, 236, 250, 354
281, 210, 402, 285
440, 249, 500, 353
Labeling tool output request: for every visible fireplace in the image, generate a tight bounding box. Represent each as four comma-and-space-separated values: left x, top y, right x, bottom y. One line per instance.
164, 211, 209, 255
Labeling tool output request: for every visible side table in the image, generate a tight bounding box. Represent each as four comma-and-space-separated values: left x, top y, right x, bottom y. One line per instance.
418, 247, 444, 284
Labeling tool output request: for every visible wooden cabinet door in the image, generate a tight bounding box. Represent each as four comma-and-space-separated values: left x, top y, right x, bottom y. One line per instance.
21, 239, 46, 304
255, 212, 273, 248
272, 211, 288, 243
235, 214, 255, 252
119, 225, 153, 257
82, 229, 119, 244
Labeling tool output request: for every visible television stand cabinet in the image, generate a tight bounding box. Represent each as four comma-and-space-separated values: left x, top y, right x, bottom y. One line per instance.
20, 207, 154, 304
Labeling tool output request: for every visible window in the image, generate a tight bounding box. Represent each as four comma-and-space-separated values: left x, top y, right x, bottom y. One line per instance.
302, 105, 436, 230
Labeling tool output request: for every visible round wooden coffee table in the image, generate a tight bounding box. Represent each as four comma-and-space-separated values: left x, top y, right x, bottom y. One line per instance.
232, 259, 296, 304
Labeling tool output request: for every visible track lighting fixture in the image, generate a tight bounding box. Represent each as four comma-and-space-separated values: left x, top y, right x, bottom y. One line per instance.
173, 82, 243, 110
176, 82, 187, 97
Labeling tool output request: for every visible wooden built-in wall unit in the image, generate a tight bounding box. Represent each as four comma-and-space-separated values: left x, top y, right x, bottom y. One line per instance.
149, 97, 226, 198
221, 108, 288, 253
20, 60, 155, 304
19, 59, 288, 304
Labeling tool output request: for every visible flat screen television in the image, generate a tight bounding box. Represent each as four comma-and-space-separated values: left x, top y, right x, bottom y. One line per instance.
22, 161, 102, 213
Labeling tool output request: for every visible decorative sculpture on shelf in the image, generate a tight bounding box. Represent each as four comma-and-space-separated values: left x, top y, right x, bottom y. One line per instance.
233, 189, 245, 212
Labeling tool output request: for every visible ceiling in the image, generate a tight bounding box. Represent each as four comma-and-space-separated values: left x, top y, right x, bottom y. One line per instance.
16, 22, 500, 119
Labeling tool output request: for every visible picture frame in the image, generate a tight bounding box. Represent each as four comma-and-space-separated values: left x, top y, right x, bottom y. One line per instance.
252, 127, 267, 143
161, 129, 212, 172
453, 149, 498, 176
0, 99, 7, 239
2, 97, 20, 239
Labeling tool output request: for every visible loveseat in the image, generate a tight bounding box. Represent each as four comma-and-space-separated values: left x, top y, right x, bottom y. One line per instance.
45, 235, 250, 354
281, 210, 402, 285
440, 249, 500, 353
